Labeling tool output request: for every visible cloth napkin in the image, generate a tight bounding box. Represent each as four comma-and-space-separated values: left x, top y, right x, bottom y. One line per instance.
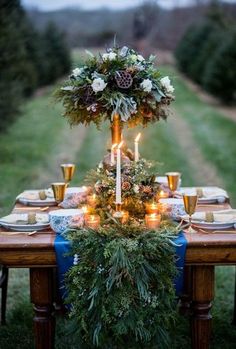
182, 210, 236, 223
0, 213, 49, 224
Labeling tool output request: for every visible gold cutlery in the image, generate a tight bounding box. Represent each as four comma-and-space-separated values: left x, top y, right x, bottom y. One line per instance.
14, 206, 49, 211
0, 230, 37, 236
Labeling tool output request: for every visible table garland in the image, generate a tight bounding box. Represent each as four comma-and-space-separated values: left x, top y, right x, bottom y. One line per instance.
65, 221, 180, 349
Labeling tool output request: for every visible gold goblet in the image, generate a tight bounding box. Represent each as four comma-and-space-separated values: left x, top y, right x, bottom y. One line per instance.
61, 163, 76, 184
51, 182, 68, 204
183, 194, 198, 233
166, 172, 181, 192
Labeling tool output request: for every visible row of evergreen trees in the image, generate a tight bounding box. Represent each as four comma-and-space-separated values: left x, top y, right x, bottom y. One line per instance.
175, 7, 236, 103
0, 0, 71, 131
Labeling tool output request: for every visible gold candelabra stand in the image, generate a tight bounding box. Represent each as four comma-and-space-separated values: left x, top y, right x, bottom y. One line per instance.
111, 113, 122, 144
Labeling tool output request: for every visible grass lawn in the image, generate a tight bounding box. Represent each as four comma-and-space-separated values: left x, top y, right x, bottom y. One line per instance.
0, 53, 236, 348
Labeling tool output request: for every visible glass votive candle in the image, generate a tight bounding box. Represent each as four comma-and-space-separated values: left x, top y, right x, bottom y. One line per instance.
145, 202, 159, 214
145, 213, 161, 230
87, 194, 97, 207
85, 214, 100, 229
81, 205, 91, 217
157, 190, 169, 200
157, 203, 169, 215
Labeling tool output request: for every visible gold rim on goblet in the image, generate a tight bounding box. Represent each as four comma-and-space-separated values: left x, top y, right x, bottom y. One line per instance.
183, 194, 198, 233
61, 163, 76, 184
51, 182, 68, 204
165, 172, 181, 192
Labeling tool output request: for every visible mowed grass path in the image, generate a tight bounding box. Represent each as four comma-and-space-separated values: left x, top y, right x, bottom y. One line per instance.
0, 56, 236, 348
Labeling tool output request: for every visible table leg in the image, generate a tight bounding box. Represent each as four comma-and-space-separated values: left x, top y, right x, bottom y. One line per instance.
30, 268, 55, 349
179, 266, 192, 316
191, 266, 214, 349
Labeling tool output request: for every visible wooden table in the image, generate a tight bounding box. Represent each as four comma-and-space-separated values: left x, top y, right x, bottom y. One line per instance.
0, 203, 236, 349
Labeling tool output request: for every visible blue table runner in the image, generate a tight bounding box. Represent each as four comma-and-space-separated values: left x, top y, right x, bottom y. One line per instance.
54, 231, 187, 299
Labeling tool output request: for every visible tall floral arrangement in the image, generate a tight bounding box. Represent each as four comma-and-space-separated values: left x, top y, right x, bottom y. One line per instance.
55, 46, 175, 128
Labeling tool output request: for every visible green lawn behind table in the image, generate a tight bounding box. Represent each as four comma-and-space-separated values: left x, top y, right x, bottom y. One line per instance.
0, 53, 236, 348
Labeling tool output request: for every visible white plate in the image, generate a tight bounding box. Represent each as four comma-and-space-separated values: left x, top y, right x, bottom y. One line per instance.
182, 218, 234, 230
17, 190, 56, 207
0, 221, 50, 232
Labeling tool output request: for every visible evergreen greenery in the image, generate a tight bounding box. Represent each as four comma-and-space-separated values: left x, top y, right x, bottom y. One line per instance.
65, 222, 180, 349
175, 4, 236, 103
203, 31, 236, 103
0, 0, 71, 131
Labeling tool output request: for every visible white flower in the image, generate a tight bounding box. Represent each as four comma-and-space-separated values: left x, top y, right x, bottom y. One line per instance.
140, 79, 153, 92
133, 184, 139, 194
102, 52, 117, 61
137, 54, 145, 62
160, 76, 174, 94
72, 67, 83, 76
91, 78, 107, 93
130, 54, 137, 62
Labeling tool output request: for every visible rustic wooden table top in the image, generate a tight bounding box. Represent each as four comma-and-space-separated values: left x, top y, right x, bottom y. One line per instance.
0, 202, 235, 267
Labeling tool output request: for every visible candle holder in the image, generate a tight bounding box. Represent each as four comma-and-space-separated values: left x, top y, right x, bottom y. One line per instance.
145, 213, 161, 230
85, 214, 101, 229
111, 113, 122, 145
145, 202, 159, 214
156, 190, 169, 201
113, 209, 129, 224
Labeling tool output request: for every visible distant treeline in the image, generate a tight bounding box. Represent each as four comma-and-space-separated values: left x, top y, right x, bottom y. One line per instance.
26, 2, 236, 51
0, 0, 71, 131
175, 6, 236, 103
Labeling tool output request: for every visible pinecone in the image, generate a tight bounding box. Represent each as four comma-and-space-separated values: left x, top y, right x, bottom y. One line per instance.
141, 185, 153, 195
115, 70, 133, 89
83, 86, 95, 105
122, 181, 132, 191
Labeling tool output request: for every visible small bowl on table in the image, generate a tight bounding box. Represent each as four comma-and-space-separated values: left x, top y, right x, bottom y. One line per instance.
49, 209, 84, 234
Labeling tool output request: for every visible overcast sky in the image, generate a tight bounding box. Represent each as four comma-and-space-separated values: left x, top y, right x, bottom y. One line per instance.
22, 0, 236, 11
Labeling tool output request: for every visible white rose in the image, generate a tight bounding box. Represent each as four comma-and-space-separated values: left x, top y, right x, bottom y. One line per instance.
102, 52, 117, 61
137, 54, 145, 62
72, 67, 83, 76
91, 78, 107, 93
133, 185, 140, 194
140, 79, 153, 92
160, 76, 174, 94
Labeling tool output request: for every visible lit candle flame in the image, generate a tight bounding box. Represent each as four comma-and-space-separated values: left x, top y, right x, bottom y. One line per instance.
135, 133, 141, 142
82, 205, 89, 214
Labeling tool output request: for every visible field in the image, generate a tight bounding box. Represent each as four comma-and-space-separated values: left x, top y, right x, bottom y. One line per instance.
0, 51, 236, 348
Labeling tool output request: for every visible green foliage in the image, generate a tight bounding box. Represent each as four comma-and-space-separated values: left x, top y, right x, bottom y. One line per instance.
175, 21, 214, 75
65, 222, 179, 349
0, 1, 71, 132
42, 22, 71, 85
55, 46, 174, 129
85, 159, 161, 219
175, 6, 236, 103
203, 31, 236, 103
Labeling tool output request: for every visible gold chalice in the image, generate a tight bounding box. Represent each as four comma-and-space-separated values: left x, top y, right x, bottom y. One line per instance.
51, 182, 68, 204
183, 194, 198, 233
166, 172, 181, 193
61, 163, 76, 184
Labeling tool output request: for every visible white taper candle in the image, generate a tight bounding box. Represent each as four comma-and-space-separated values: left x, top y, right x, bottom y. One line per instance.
134, 133, 141, 161
115, 141, 123, 204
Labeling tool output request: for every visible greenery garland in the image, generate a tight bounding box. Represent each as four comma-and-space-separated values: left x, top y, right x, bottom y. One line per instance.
65, 221, 180, 349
